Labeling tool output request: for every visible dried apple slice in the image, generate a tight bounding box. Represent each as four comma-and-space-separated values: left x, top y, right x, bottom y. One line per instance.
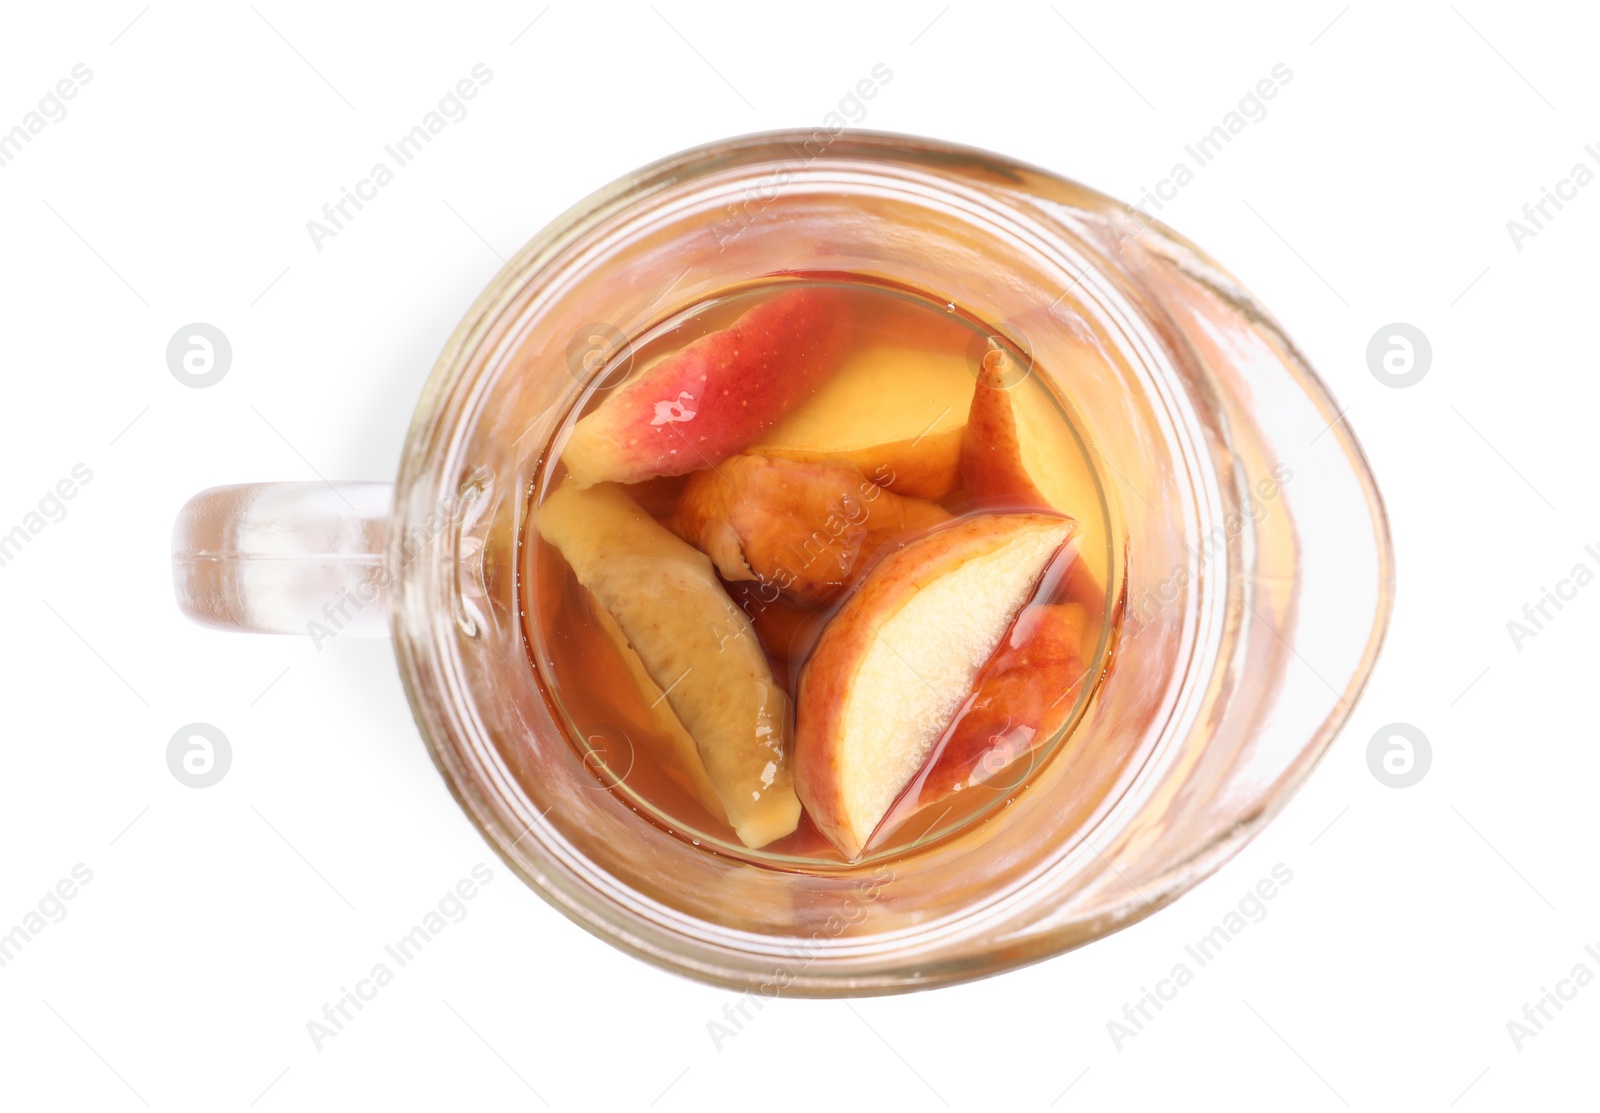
673, 454, 951, 606
538, 479, 801, 847
561, 287, 850, 487
793, 513, 1075, 858
586, 601, 728, 822
751, 345, 975, 499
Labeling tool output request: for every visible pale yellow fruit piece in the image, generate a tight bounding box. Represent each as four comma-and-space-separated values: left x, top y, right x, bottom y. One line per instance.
538, 480, 800, 847
1010, 374, 1110, 597
588, 602, 728, 824
752, 346, 976, 499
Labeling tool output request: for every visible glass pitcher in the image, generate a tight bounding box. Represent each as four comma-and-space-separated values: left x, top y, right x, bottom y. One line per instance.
172, 131, 1393, 995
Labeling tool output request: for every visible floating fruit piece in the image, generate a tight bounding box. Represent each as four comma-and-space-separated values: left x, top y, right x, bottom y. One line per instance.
673, 454, 951, 606
875, 602, 1090, 840
962, 339, 1115, 609
793, 513, 1075, 858
560, 287, 851, 487
538, 479, 801, 847
961, 345, 1052, 511
751, 345, 975, 499
673, 456, 863, 605
587, 600, 728, 822
721, 580, 824, 667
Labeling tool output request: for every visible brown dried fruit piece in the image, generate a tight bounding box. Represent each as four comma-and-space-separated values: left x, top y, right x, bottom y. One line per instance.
672, 454, 950, 607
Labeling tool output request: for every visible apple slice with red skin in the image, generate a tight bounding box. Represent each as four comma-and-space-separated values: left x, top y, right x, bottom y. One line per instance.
793, 513, 1075, 859
960, 345, 1052, 511
561, 287, 850, 487
961, 345, 1109, 618
872, 601, 1090, 842
672, 454, 952, 607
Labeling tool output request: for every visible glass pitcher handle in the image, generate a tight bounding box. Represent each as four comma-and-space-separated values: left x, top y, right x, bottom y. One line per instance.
172, 482, 392, 637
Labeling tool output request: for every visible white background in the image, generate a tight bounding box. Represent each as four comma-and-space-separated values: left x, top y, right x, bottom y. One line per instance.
1, 2, 1594, 1109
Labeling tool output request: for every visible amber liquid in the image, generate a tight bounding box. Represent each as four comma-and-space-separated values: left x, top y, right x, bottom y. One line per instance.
522, 278, 1119, 869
